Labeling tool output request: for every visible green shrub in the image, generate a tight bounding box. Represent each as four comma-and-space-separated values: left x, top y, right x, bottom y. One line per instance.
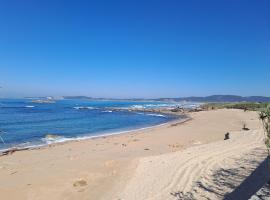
202, 102, 270, 111
259, 106, 270, 153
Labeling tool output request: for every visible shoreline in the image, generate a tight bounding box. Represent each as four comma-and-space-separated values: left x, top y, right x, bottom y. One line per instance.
0, 111, 189, 156
0, 109, 265, 200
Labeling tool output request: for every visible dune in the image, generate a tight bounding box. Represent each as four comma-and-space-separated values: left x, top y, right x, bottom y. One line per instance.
118, 129, 268, 200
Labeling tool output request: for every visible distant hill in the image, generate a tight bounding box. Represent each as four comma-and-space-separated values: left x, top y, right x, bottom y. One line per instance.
61, 95, 270, 103
63, 96, 94, 100
156, 95, 270, 103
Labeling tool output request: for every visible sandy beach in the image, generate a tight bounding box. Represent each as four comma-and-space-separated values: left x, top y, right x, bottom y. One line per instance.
0, 109, 268, 200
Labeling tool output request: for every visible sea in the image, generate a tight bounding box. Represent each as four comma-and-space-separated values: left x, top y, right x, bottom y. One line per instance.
0, 99, 199, 151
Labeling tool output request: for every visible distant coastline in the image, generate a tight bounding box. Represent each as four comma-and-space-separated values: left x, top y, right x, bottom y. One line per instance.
22, 95, 270, 103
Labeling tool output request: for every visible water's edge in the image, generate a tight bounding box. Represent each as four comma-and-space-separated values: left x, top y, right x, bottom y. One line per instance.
0, 113, 190, 155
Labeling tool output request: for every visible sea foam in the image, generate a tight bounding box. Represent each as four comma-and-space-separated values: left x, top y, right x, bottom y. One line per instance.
25, 105, 35, 108
73, 106, 95, 110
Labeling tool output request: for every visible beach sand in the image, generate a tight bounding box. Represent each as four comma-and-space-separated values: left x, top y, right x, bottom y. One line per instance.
0, 109, 268, 200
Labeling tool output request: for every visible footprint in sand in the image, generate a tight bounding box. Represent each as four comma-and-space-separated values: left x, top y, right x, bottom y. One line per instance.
73, 179, 88, 187
168, 143, 183, 152
128, 138, 140, 143
10, 171, 18, 175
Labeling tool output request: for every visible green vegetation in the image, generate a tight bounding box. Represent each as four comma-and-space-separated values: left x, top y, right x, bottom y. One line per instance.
202, 102, 270, 111
259, 106, 270, 153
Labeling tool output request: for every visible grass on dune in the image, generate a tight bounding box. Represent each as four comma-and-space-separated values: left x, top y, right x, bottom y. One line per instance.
201, 102, 270, 111
259, 106, 270, 153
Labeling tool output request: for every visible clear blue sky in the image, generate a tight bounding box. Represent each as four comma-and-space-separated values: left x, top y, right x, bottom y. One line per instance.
0, 0, 269, 98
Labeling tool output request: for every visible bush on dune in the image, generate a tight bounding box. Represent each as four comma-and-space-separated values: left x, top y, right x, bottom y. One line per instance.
259, 106, 270, 153
203, 102, 270, 111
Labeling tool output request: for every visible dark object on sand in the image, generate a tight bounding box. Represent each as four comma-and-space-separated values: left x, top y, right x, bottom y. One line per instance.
73, 179, 87, 187
242, 124, 250, 131
0, 147, 29, 156
224, 132, 230, 140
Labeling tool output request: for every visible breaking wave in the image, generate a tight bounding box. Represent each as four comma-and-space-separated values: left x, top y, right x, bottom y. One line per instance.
73, 106, 95, 110
25, 105, 35, 108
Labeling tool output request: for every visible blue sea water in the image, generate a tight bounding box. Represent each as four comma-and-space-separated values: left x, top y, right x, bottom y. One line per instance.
0, 99, 192, 151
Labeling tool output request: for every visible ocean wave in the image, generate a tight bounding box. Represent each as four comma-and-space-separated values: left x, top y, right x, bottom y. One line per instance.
130, 105, 145, 109
136, 112, 145, 115
41, 134, 105, 145
0, 106, 36, 109
136, 112, 166, 117
41, 134, 73, 144
129, 103, 202, 109
130, 103, 177, 109
102, 110, 113, 113
73, 106, 95, 110
25, 105, 35, 108
144, 104, 173, 107
146, 113, 166, 117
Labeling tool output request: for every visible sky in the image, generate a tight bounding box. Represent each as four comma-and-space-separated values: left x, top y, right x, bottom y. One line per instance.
0, 0, 269, 98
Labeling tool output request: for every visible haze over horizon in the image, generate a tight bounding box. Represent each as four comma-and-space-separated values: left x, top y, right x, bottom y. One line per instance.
0, 0, 269, 98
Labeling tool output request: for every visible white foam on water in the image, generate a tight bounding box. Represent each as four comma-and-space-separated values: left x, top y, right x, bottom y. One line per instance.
131, 105, 145, 109
128, 102, 198, 109
73, 106, 95, 110
102, 110, 113, 113
146, 113, 166, 117
41, 135, 75, 144
136, 112, 145, 115
136, 112, 166, 117
25, 105, 35, 108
